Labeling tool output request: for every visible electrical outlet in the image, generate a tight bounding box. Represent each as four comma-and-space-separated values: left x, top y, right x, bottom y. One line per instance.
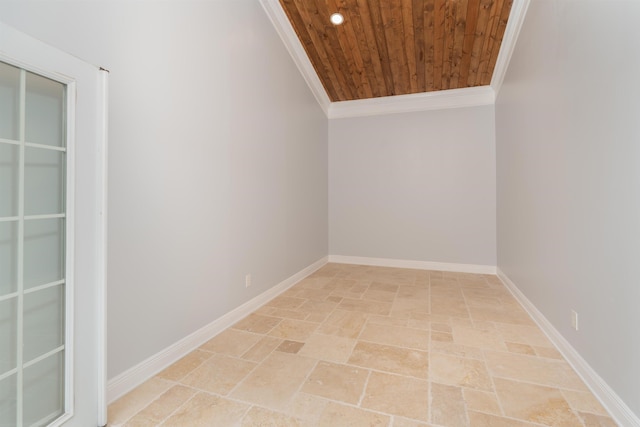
571, 310, 578, 331
245, 274, 252, 288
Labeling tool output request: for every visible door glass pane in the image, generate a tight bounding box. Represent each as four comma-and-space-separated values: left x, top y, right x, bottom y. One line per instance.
0, 374, 17, 427
23, 286, 64, 362
0, 62, 20, 141
25, 72, 64, 148
24, 147, 65, 216
0, 144, 19, 217
22, 352, 64, 427
0, 222, 18, 296
0, 298, 17, 376
23, 219, 65, 290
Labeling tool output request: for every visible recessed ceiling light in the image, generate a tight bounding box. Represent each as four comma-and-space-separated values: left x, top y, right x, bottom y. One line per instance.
330, 12, 344, 25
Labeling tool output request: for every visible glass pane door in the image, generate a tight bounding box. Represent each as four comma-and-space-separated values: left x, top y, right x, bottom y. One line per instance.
0, 60, 68, 427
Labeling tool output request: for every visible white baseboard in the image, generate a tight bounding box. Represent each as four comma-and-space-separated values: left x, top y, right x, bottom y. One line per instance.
107, 256, 328, 404
328, 255, 496, 275
497, 268, 640, 427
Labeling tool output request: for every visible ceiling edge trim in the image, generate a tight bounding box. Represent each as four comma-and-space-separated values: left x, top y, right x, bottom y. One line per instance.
490, 0, 531, 95
328, 86, 496, 119
259, 0, 331, 115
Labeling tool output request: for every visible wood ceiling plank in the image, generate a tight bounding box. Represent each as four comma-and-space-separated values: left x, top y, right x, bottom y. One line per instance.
366, 0, 396, 96
466, 0, 494, 87
347, 0, 385, 97
424, 0, 435, 91
281, 0, 342, 101
432, 0, 446, 90
380, 1, 411, 95
482, 0, 512, 85
328, 0, 373, 98
412, 0, 426, 92
458, 0, 480, 87
441, 0, 457, 89
401, 0, 419, 93
449, 0, 469, 89
476, 0, 502, 84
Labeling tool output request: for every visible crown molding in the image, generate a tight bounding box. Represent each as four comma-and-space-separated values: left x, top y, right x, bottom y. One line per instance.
260, 0, 529, 118
328, 86, 495, 119
259, 0, 331, 115
490, 0, 531, 95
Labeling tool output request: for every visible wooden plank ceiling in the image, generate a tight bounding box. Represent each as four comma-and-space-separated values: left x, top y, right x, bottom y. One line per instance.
279, 0, 513, 102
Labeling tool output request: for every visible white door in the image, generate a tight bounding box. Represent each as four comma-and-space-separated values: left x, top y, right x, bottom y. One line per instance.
0, 22, 107, 427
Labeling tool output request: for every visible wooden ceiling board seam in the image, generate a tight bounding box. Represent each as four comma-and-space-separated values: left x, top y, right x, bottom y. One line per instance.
423, 0, 435, 91
380, 1, 409, 95
401, 0, 419, 93
449, 0, 469, 90
442, 0, 458, 90
412, 0, 426, 93
432, 0, 446, 90
466, 0, 494, 87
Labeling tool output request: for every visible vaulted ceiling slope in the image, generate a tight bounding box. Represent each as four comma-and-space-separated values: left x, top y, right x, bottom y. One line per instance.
279, 0, 513, 102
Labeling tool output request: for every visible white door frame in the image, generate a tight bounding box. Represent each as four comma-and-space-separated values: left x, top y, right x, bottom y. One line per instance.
0, 21, 108, 426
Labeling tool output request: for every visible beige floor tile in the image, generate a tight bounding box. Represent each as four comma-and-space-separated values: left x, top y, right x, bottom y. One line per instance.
161, 392, 249, 426
467, 411, 543, 427
485, 351, 588, 391
368, 315, 410, 327
493, 378, 583, 426
451, 325, 507, 351
294, 288, 334, 301
261, 306, 309, 320
431, 331, 453, 342
535, 346, 564, 360
430, 296, 470, 318
430, 353, 493, 391
390, 298, 430, 319
134, 385, 196, 423
369, 282, 400, 293
268, 318, 319, 341
276, 340, 305, 354
359, 323, 430, 351
284, 392, 329, 424
181, 353, 256, 395
108, 377, 173, 425
233, 313, 282, 334
266, 295, 307, 310
318, 401, 390, 427
155, 349, 212, 381
338, 298, 393, 315
430, 382, 468, 427
200, 328, 261, 356
349, 341, 429, 379
392, 417, 434, 427
241, 335, 282, 362
506, 342, 536, 356
241, 406, 306, 427
495, 323, 553, 347
123, 414, 159, 427
298, 333, 356, 363
363, 288, 398, 302
463, 388, 502, 416
298, 299, 338, 315
397, 285, 429, 300
561, 389, 609, 416
301, 361, 369, 404
361, 371, 429, 422
579, 412, 618, 427
318, 309, 368, 338
230, 352, 316, 410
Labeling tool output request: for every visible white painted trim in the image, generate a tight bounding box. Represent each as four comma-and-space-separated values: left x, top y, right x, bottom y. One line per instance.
258, 0, 331, 115
328, 255, 496, 275
490, 0, 531, 95
106, 256, 329, 404
96, 68, 109, 427
328, 86, 495, 119
497, 268, 640, 427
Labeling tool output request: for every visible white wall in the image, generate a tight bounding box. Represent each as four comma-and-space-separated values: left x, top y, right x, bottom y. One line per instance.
496, 0, 640, 419
329, 106, 496, 267
0, 0, 328, 379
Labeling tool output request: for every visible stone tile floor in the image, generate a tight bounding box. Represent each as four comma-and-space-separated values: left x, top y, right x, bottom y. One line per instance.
107, 263, 618, 426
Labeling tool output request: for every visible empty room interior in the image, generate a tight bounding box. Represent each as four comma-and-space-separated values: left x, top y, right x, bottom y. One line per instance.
0, 0, 639, 426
